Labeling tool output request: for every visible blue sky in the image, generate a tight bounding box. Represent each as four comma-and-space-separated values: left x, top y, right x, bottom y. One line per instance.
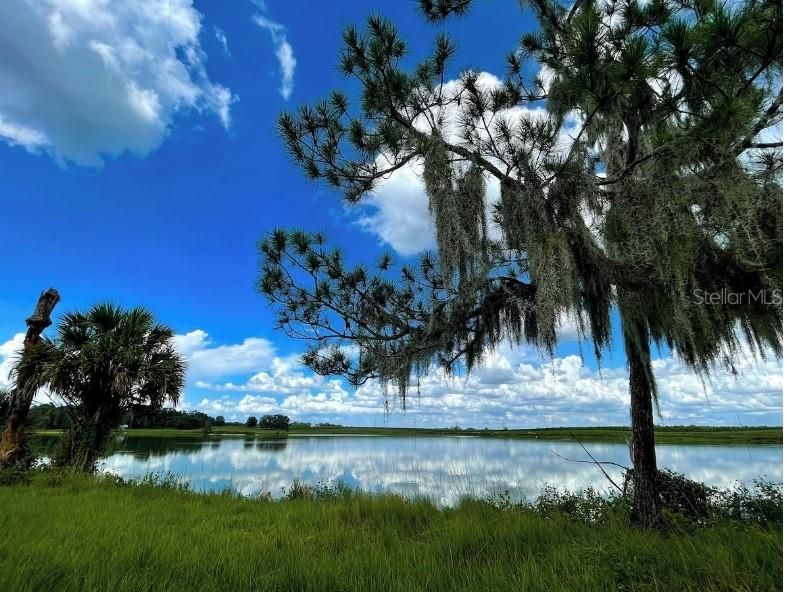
0, 0, 782, 427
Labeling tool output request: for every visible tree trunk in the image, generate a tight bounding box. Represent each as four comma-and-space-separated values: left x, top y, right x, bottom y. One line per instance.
56, 405, 117, 472
0, 288, 60, 467
623, 319, 661, 528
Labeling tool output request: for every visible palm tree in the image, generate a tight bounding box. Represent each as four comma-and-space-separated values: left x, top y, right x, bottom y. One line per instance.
14, 303, 186, 471
0, 388, 10, 423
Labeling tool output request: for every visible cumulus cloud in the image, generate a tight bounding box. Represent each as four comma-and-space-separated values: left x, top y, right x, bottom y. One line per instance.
173, 330, 277, 379
252, 4, 296, 100
0, 0, 235, 166
3, 326, 779, 427
0, 333, 25, 389
354, 72, 576, 256
356, 162, 436, 255
181, 329, 782, 427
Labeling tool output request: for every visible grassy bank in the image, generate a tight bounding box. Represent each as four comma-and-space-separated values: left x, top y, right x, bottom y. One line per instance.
284, 425, 783, 444
0, 473, 781, 592
32, 425, 781, 444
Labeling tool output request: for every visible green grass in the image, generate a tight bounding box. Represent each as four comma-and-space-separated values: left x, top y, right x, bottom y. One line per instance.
0, 473, 781, 592
126, 426, 288, 438
285, 425, 783, 444
30, 425, 784, 444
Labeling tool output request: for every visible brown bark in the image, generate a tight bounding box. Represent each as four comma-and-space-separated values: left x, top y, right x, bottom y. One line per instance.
623, 319, 662, 528
0, 288, 60, 467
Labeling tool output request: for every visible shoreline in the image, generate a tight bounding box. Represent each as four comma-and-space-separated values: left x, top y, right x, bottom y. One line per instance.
29, 425, 783, 444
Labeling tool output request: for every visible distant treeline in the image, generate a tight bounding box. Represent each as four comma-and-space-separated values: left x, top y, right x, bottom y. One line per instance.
125, 407, 221, 430
244, 415, 291, 430
27, 404, 304, 432
26, 404, 72, 430
26, 404, 225, 431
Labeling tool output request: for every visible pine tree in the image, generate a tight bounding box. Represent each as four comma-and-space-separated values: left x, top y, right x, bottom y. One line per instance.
262, 0, 782, 526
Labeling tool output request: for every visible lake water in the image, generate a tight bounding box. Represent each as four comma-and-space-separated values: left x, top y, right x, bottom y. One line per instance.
33, 435, 782, 506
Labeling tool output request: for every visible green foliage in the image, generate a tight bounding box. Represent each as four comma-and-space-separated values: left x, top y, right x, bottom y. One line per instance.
0, 464, 32, 486
264, 0, 782, 411
214, 415, 226, 426
0, 388, 10, 425
245, 416, 258, 428
259, 414, 291, 431
123, 407, 216, 430
26, 403, 72, 430
713, 478, 784, 526
13, 304, 185, 472
653, 468, 715, 520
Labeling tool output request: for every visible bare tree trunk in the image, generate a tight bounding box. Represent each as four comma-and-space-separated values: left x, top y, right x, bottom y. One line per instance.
623, 318, 661, 528
0, 288, 60, 467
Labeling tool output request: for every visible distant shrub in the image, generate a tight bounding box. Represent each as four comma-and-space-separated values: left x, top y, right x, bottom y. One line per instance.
245, 416, 258, 428
259, 414, 290, 431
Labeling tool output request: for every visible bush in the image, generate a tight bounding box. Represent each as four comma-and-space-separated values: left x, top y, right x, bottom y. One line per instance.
620, 469, 716, 522
214, 416, 226, 426
656, 469, 714, 520
712, 479, 783, 526
533, 486, 619, 526
245, 416, 258, 428
0, 465, 33, 486
259, 414, 290, 431
486, 473, 783, 530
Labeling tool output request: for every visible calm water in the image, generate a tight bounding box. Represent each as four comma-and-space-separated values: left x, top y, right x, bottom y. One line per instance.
33, 435, 782, 506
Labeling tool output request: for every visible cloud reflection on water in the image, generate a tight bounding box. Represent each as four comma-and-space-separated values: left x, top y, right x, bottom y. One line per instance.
83, 436, 785, 507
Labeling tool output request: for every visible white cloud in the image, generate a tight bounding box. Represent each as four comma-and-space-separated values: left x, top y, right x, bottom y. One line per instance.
0, 333, 25, 389
354, 72, 576, 257
0, 117, 49, 152
0, 0, 235, 166
172, 329, 211, 357
252, 7, 296, 100
173, 330, 276, 379
184, 329, 782, 428
214, 26, 230, 57
4, 326, 780, 428
356, 162, 436, 255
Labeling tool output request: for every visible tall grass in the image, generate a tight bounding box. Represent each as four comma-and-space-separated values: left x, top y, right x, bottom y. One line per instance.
0, 471, 781, 591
